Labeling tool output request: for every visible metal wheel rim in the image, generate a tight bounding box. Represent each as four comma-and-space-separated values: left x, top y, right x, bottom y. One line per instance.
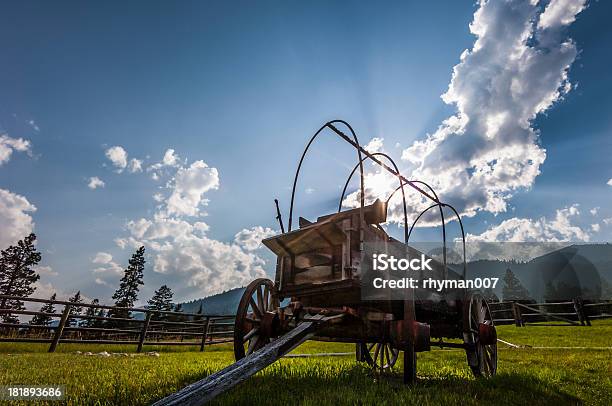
233, 278, 279, 361
468, 295, 497, 377
362, 342, 399, 370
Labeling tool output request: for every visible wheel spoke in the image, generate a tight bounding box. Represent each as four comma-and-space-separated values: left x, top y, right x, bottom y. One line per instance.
384, 345, 390, 368
256, 287, 265, 314
243, 328, 259, 343
373, 343, 381, 367
249, 297, 263, 319
263, 285, 270, 311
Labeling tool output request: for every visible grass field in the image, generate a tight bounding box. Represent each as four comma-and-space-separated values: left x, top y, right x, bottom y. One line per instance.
0, 322, 610, 405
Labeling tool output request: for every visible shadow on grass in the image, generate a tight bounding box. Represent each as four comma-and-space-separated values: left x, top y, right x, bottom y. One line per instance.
205, 363, 582, 406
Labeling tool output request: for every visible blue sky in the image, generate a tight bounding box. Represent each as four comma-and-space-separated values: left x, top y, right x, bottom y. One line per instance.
0, 0, 610, 304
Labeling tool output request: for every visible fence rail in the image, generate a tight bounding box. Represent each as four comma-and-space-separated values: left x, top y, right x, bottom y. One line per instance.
0, 294, 235, 352
489, 298, 612, 327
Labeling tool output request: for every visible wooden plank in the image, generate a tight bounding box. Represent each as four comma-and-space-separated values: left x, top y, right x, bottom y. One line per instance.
137, 313, 152, 353
515, 302, 579, 326
48, 304, 71, 353
152, 315, 329, 406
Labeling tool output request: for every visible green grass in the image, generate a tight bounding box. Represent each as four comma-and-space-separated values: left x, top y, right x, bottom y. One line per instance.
0, 322, 610, 405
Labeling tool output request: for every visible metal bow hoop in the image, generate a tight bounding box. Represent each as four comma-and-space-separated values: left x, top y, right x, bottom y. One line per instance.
407, 202, 467, 280
288, 120, 366, 232
386, 180, 447, 265
338, 152, 409, 243
287, 120, 467, 279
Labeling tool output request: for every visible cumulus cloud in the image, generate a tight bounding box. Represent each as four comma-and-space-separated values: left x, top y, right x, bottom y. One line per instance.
91, 252, 124, 286
0, 188, 36, 249
365, 137, 384, 153
590, 223, 600, 232
87, 176, 105, 190
92, 251, 113, 264
0, 134, 31, 166
33, 265, 57, 277
129, 158, 143, 173
590, 207, 599, 216
607, 178, 612, 186
344, 0, 587, 228
604, 218, 612, 226
108, 151, 273, 299
105, 146, 128, 172
165, 160, 220, 217
466, 204, 590, 242
234, 226, 277, 251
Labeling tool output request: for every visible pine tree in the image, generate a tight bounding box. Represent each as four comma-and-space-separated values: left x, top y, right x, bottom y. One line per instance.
147, 285, 174, 321
30, 293, 57, 326
82, 299, 100, 328
502, 268, 531, 301
0, 233, 42, 323
108, 246, 146, 320
67, 291, 84, 327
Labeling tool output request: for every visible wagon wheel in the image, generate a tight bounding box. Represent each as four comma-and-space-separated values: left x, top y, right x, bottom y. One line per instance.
464, 293, 497, 377
359, 342, 399, 370
234, 278, 279, 361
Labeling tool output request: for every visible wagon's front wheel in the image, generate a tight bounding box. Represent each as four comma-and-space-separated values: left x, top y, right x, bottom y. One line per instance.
234, 278, 279, 361
464, 293, 497, 377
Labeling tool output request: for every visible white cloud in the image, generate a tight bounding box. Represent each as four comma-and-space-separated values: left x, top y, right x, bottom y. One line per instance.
28, 120, 40, 132
365, 137, 384, 153
0, 188, 36, 249
590, 207, 599, 216
129, 158, 143, 173
591, 223, 600, 232
92, 251, 113, 264
607, 178, 612, 186
162, 149, 179, 166
91, 252, 124, 286
604, 218, 612, 226
33, 265, 57, 277
105, 146, 128, 172
466, 205, 590, 242
0, 134, 31, 166
107, 151, 274, 299
87, 176, 105, 190
165, 160, 220, 217
305, 187, 315, 195
345, 0, 586, 228
538, 0, 587, 30
234, 226, 277, 251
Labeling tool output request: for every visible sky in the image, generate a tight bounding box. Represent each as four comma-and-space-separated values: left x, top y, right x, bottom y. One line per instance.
0, 0, 610, 305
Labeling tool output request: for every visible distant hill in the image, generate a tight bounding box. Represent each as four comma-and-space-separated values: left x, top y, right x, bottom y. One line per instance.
177, 244, 612, 314
180, 287, 245, 316
463, 243, 612, 301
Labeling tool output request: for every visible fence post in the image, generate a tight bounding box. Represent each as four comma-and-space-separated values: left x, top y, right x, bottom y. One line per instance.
576, 298, 591, 326
511, 302, 523, 327
137, 312, 152, 353
572, 298, 585, 326
49, 304, 71, 353
200, 316, 210, 352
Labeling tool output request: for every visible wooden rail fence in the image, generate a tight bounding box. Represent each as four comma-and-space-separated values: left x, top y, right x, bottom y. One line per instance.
0, 295, 235, 352
489, 298, 612, 327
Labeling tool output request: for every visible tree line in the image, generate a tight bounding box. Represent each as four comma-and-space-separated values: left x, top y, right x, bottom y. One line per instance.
0, 233, 203, 329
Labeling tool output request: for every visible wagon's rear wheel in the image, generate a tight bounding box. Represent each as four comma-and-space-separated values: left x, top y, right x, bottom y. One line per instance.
234, 278, 279, 361
464, 293, 497, 377
359, 342, 399, 370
